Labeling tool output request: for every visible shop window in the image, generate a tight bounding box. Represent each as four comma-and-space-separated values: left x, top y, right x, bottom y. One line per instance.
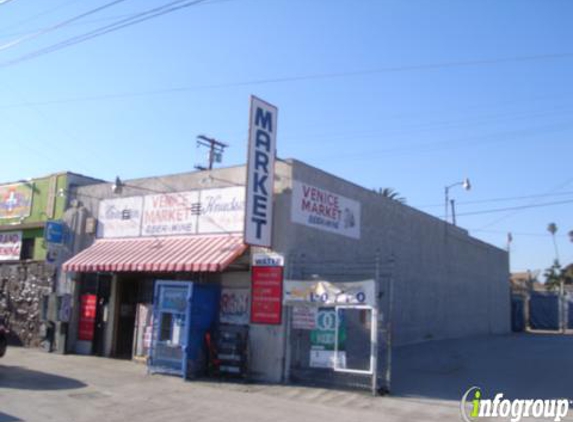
20, 238, 35, 260
159, 314, 174, 342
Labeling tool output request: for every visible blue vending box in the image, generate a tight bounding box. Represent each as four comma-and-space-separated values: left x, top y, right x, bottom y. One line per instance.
149, 281, 220, 379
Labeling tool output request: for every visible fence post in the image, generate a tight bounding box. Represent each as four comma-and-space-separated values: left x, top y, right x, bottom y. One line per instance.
371, 251, 380, 396
384, 254, 396, 394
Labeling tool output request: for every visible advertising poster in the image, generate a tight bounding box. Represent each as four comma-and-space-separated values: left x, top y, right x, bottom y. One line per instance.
309, 308, 347, 369
0, 183, 33, 220
0, 231, 22, 261
78, 294, 97, 341
283, 279, 376, 307
251, 266, 283, 325
142, 191, 199, 236
220, 288, 250, 325
197, 187, 245, 234
292, 306, 317, 330
291, 181, 360, 239
97, 196, 143, 238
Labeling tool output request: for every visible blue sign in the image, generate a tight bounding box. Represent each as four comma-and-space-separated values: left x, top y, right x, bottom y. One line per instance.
45, 221, 65, 244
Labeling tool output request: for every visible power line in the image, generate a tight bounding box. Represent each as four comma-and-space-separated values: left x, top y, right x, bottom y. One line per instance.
470, 228, 571, 238
0, 0, 83, 35
417, 190, 573, 209
0, 0, 214, 69
452, 198, 573, 218
477, 176, 573, 229
0, 0, 129, 53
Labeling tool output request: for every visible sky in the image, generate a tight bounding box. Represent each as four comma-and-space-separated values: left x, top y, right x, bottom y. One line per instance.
0, 0, 571, 274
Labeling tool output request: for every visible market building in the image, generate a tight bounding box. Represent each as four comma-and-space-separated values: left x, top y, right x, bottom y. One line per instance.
0, 172, 102, 349
60, 158, 510, 392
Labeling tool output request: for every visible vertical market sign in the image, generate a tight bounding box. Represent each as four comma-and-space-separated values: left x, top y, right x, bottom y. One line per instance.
291, 181, 360, 239
250, 252, 284, 325
244, 96, 278, 247
0, 231, 22, 261
0, 183, 33, 220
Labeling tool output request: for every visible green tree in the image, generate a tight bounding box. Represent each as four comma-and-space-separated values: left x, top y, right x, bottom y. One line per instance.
377, 187, 406, 204
544, 260, 573, 291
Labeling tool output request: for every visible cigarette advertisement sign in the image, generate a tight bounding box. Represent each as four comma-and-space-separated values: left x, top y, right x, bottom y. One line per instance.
291, 181, 360, 239
220, 288, 250, 325
244, 96, 278, 247
0, 231, 22, 261
0, 183, 33, 220
97, 187, 245, 238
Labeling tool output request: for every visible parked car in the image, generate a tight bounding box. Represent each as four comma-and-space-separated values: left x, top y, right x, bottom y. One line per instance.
0, 318, 7, 358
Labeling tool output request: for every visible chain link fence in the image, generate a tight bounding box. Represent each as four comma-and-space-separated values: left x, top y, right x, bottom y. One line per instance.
284, 256, 394, 395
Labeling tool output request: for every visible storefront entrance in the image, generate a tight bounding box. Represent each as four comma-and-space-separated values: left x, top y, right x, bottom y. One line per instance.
114, 276, 155, 359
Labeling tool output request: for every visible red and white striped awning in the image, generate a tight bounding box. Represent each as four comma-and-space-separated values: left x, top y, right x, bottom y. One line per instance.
62, 234, 247, 273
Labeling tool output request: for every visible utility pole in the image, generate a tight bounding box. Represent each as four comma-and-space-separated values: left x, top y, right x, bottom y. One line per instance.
195, 135, 228, 171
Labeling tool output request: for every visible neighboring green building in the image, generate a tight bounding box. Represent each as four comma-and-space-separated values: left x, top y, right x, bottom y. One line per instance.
0, 171, 102, 349
0, 172, 102, 262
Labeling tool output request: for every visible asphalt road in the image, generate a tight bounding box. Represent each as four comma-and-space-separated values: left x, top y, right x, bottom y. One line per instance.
0, 333, 571, 422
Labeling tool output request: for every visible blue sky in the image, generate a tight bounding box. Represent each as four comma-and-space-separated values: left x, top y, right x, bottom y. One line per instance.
0, 0, 572, 274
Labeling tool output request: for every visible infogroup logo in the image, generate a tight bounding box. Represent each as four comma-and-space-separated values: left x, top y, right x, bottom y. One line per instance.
460, 387, 570, 422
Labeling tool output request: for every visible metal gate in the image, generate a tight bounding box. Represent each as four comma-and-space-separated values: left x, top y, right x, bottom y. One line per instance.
284, 256, 394, 395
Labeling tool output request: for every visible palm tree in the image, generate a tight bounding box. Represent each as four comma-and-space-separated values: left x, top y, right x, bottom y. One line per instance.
547, 222, 560, 263
377, 188, 406, 204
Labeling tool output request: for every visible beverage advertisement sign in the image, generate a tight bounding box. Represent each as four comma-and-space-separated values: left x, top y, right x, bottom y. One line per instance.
78, 294, 97, 341
98, 187, 245, 238
291, 181, 360, 239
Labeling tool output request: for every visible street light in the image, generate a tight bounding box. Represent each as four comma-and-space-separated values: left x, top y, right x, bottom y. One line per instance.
444, 178, 471, 224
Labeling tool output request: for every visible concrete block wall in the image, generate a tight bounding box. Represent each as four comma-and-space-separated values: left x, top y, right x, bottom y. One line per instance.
284, 160, 510, 346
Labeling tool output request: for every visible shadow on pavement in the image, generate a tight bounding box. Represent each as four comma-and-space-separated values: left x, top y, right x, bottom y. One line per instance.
0, 365, 86, 391
391, 333, 573, 401
0, 412, 22, 422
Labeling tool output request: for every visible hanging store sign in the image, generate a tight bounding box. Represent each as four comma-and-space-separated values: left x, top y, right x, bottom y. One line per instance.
244, 96, 278, 248
99, 187, 245, 238
251, 255, 283, 325
220, 288, 250, 325
291, 181, 360, 239
252, 252, 284, 267
0, 231, 22, 261
283, 279, 376, 307
97, 196, 143, 238
0, 183, 33, 220
45, 220, 65, 244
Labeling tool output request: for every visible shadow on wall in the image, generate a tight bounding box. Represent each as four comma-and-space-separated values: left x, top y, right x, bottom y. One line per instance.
0, 365, 86, 391
0, 412, 22, 422
391, 333, 573, 401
